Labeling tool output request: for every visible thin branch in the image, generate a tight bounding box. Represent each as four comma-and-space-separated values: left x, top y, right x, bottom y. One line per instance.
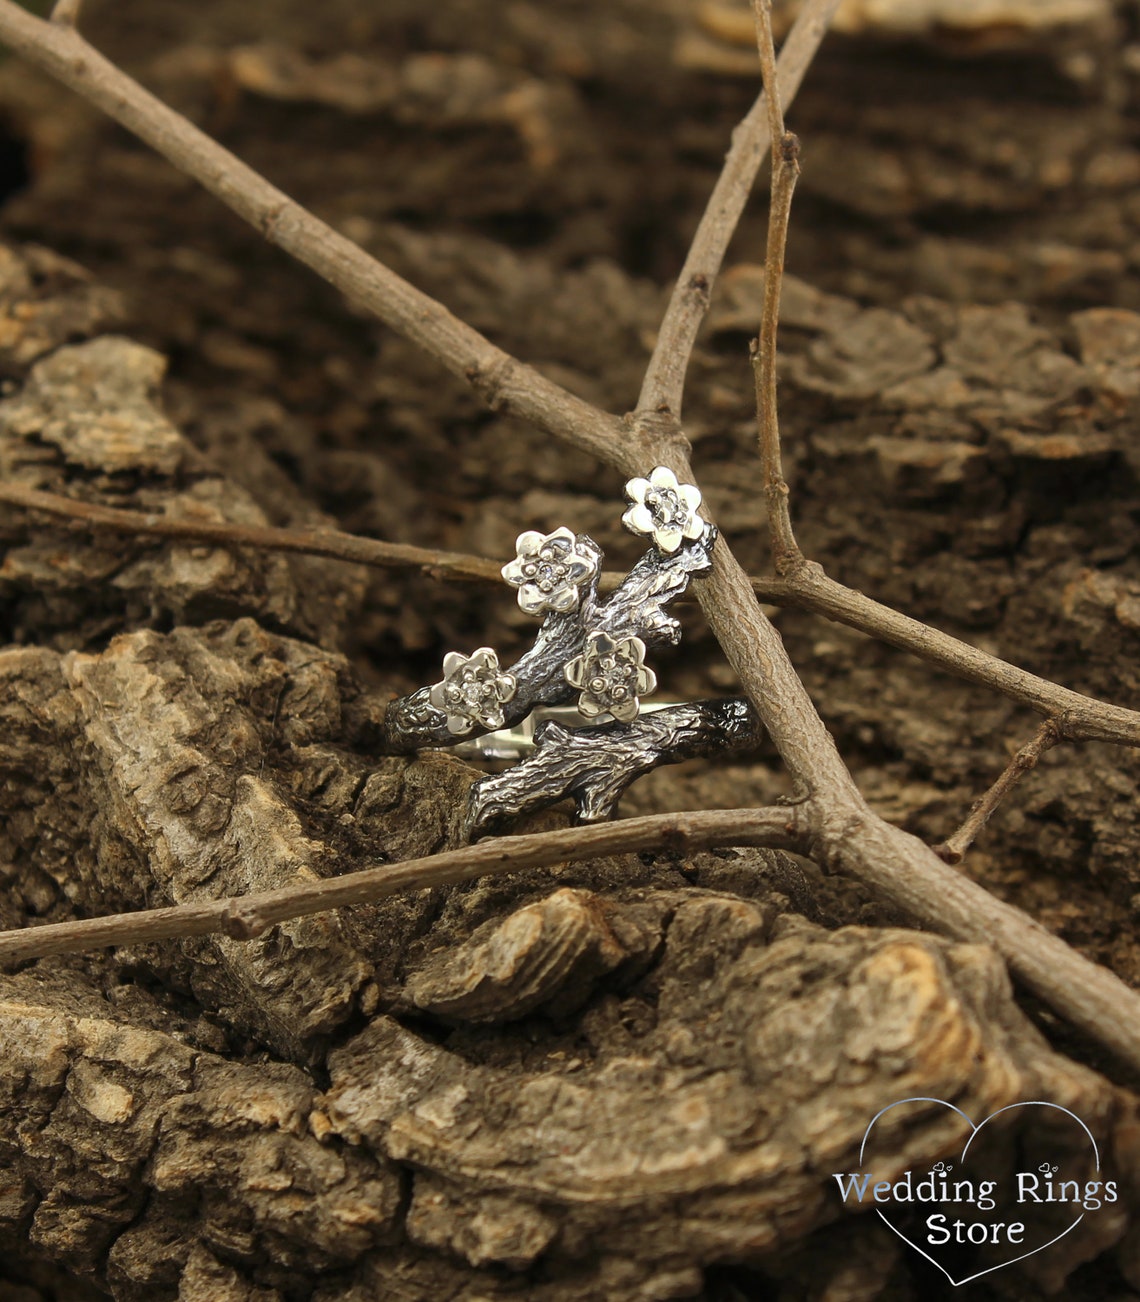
751, 0, 803, 574
8, 482, 1140, 747
0, 482, 503, 585
753, 0, 786, 161
937, 721, 1061, 865
49, 0, 82, 26
0, 807, 804, 963
638, 0, 841, 420
0, 3, 633, 475
5, 2, 1140, 1076
761, 568, 1140, 747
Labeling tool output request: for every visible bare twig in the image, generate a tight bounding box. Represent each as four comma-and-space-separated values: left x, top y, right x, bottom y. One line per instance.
0, 3, 632, 474
937, 721, 1062, 865
750, 0, 803, 574
9, 484, 1140, 749
6, 2, 1140, 1076
49, 0, 82, 26
760, 569, 1140, 747
0, 482, 503, 585
753, 0, 785, 145
0, 807, 804, 963
638, 0, 841, 420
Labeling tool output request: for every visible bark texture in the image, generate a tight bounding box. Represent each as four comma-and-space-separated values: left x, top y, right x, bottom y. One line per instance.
3, 0, 1140, 1298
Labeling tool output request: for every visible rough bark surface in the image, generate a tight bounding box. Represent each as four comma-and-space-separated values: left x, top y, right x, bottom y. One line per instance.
3, 1, 1140, 1299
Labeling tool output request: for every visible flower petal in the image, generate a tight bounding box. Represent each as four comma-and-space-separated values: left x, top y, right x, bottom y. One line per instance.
547, 525, 576, 549
428, 683, 448, 710
682, 514, 705, 540
550, 586, 578, 613
677, 483, 702, 513
564, 555, 594, 583
495, 675, 516, 701
468, 647, 496, 671
481, 707, 506, 730
654, 523, 683, 553
577, 695, 604, 717
442, 651, 467, 677
610, 697, 639, 722
515, 531, 545, 556
637, 665, 658, 696
649, 465, 679, 491
501, 558, 526, 585
624, 476, 650, 505
623, 503, 655, 535
446, 714, 472, 735
627, 635, 647, 662
518, 585, 547, 615
564, 656, 585, 688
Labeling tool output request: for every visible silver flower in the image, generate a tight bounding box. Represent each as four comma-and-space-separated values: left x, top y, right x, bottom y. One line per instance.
564, 631, 657, 723
429, 647, 517, 735
501, 526, 601, 616
621, 466, 705, 554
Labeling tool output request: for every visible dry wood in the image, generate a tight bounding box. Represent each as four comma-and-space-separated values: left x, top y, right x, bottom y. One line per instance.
0, 480, 503, 586
937, 721, 1062, 865
0, 0, 1139, 1094
0, 807, 803, 962
48, 0, 81, 24
637, 0, 843, 419
751, 0, 804, 573
2, 6, 1140, 1297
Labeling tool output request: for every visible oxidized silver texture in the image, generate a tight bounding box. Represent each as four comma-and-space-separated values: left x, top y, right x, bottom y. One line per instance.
377, 467, 759, 833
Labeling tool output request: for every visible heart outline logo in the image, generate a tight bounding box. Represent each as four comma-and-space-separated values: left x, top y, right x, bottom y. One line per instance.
857, 1097, 1100, 1287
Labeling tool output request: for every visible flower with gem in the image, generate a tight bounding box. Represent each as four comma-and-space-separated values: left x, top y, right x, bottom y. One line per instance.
501, 526, 601, 616
621, 466, 705, 554
564, 631, 657, 723
429, 647, 517, 735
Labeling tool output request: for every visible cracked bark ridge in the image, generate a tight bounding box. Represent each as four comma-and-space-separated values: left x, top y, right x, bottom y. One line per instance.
397, 886, 662, 1024
465, 698, 765, 835
379, 524, 716, 755
0, 619, 379, 1059
325, 909, 1137, 1296
0, 969, 401, 1299
0, 240, 123, 377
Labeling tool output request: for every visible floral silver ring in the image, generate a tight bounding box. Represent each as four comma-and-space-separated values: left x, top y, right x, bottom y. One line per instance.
395, 467, 713, 774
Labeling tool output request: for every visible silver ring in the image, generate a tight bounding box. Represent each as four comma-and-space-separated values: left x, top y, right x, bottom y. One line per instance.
449, 701, 678, 761
379, 467, 720, 825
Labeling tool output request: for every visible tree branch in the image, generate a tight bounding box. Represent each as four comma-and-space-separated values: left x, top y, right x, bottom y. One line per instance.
937, 720, 1061, 865
0, 807, 804, 963
5, 0, 1140, 1077
0, 481, 503, 585
0, 2, 634, 475
7, 481, 1140, 746
761, 568, 1140, 747
637, 0, 841, 420
750, 0, 803, 574
49, 0, 82, 26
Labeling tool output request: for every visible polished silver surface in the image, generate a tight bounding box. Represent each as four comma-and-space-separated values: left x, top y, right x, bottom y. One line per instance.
428, 647, 517, 735
377, 468, 759, 831
564, 630, 656, 722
